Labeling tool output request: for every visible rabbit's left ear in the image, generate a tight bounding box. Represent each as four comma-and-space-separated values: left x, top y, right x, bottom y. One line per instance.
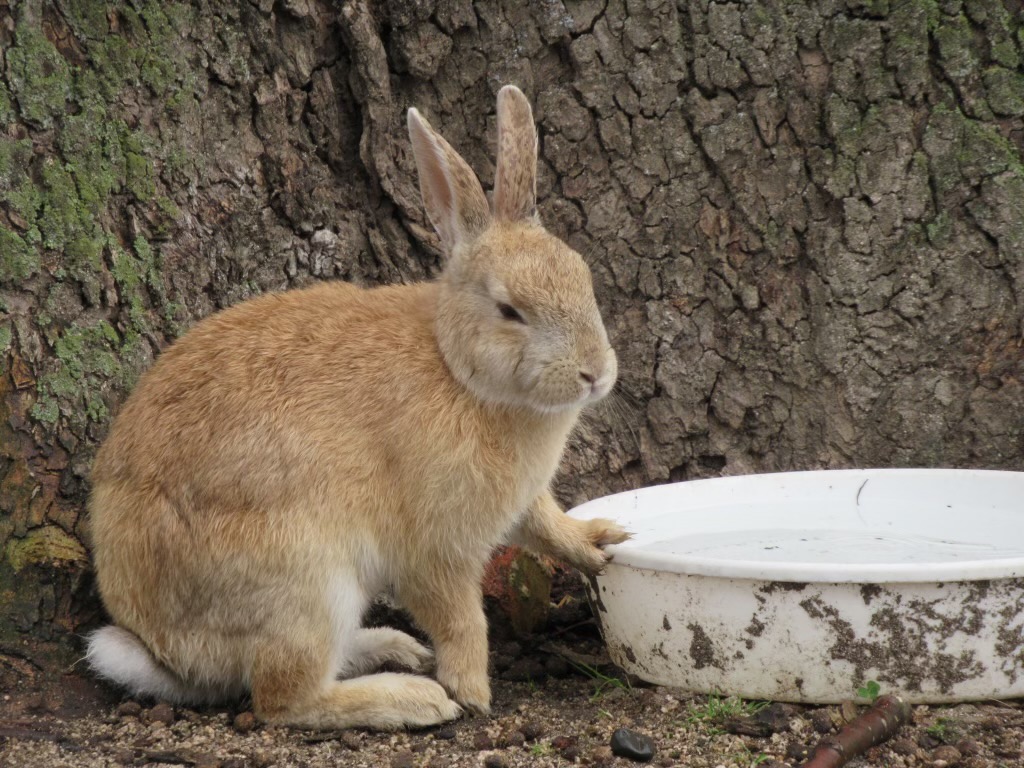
493, 85, 538, 223
408, 108, 491, 252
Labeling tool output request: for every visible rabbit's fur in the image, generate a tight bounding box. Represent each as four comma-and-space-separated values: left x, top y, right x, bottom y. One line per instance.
86, 86, 626, 730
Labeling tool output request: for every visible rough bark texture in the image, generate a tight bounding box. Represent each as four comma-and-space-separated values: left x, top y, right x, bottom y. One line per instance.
1, 0, 1022, 663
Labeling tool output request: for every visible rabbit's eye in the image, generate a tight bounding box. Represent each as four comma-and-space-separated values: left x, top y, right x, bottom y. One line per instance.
497, 302, 526, 324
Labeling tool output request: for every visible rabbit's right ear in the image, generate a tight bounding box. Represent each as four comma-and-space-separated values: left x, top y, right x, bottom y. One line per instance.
408, 108, 490, 252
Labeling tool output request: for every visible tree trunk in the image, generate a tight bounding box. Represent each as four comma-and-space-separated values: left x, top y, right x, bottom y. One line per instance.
2, 0, 1022, 669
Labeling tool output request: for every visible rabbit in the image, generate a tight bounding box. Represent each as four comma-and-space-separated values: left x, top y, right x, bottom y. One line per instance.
85, 85, 628, 730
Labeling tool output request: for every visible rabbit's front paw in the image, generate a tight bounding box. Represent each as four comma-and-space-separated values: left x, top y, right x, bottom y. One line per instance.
437, 669, 491, 716
569, 518, 631, 575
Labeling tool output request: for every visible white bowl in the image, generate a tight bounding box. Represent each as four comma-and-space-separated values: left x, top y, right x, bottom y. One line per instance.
568, 469, 1024, 703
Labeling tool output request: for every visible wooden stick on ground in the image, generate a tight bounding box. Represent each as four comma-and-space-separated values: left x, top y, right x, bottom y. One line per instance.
799, 695, 912, 768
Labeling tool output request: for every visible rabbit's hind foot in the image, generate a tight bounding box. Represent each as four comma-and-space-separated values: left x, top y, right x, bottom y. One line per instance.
258, 672, 461, 730
340, 627, 434, 678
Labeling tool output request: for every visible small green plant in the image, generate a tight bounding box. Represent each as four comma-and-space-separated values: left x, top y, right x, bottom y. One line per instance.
567, 659, 631, 701
529, 741, 553, 756
926, 717, 960, 744
727, 742, 773, 768
856, 680, 882, 702
686, 692, 768, 735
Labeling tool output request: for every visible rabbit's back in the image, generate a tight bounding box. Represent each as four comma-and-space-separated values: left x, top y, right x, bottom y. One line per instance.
92, 280, 448, 509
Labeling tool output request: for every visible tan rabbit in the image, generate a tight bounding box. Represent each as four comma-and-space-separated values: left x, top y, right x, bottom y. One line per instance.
86, 85, 627, 730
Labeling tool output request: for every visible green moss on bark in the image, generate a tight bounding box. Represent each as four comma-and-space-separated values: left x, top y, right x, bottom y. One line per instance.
934, 14, 977, 79
0, 228, 41, 283
1, 2, 193, 435
6, 22, 73, 130
32, 321, 123, 426
984, 67, 1024, 117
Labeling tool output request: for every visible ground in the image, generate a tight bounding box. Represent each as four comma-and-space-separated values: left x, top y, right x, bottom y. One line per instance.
2, 588, 1023, 768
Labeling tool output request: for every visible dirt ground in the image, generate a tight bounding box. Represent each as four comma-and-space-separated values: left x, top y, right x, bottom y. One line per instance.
2, 590, 1023, 768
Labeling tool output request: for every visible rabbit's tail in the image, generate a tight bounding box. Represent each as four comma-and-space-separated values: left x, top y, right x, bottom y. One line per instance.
86, 625, 194, 703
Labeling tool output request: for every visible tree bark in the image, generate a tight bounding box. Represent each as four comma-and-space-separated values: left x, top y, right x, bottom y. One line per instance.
1, 0, 1022, 667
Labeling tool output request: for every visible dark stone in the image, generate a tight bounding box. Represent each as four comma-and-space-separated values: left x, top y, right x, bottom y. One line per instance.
341, 732, 362, 750
551, 735, 577, 752
754, 702, 798, 733
956, 739, 981, 756
521, 721, 545, 741
483, 755, 508, 768
473, 733, 494, 750
116, 701, 142, 718
785, 741, 808, 761
232, 711, 257, 733
435, 725, 457, 740
147, 702, 176, 725
391, 749, 415, 768
505, 730, 526, 747
932, 745, 963, 765
809, 708, 834, 734
890, 738, 919, 756
919, 732, 942, 749
610, 728, 655, 762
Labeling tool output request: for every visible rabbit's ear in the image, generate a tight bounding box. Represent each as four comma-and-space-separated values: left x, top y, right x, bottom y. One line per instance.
408, 108, 490, 252
493, 85, 538, 223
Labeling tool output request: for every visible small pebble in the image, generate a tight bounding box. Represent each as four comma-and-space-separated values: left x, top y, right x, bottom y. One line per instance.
891, 738, 919, 756
222, 759, 246, 768
978, 716, 1002, 731
590, 745, 614, 765
116, 701, 142, 719
563, 746, 580, 762
341, 732, 361, 750
919, 732, 942, 749
148, 702, 176, 725
932, 746, 963, 766
435, 725, 457, 740
551, 734, 576, 752
610, 727, 655, 763
785, 741, 808, 761
505, 730, 525, 747
809, 709, 834, 734
521, 721, 545, 741
473, 733, 494, 750
956, 739, 981, 756
232, 711, 257, 733
391, 749, 415, 768
754, 702, 798, 733
483, 755, 508, 768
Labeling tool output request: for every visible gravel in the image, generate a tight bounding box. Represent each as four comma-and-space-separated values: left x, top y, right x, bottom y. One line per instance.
3, 606, 1023, 767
